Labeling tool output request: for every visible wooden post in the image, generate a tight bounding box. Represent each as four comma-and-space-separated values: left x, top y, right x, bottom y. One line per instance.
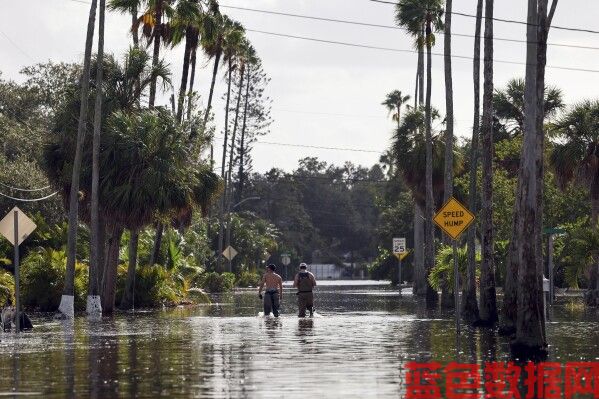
453, 240, 460, 334
398, 256, 402, 297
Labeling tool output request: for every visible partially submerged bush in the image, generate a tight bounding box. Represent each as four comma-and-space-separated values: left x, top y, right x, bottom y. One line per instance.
20, 248, 88, 311
200, 272, 236, 293
0, 269, 15, 307
116, 265, 180, 308
236, 270, 261, 287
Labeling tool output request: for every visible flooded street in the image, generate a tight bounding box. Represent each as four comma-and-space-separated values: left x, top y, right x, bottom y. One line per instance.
1, 282, 599, 398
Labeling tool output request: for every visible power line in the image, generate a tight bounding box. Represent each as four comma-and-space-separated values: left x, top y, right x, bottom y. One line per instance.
221, 4, 599, 52
0, 29, 35, 62
368, 0, 599, 35
0, 182, 52, 192
0, 191, 59, 202
214, 134, 384, 154
245, 29, 599, 74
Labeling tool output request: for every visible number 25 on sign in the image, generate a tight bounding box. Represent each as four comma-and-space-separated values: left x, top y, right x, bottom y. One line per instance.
433, 197, 475, 241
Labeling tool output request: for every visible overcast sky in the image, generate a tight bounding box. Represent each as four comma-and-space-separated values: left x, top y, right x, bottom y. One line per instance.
2, 0, 599, 173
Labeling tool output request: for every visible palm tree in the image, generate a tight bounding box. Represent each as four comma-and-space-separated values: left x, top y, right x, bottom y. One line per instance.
463, 0, 483, 325
511, 0, 546, 356
478, 0, 498, 326
107, 0, 143, 47
57, 0, 98, 319
168, 0, 203, 122
550, 100, 599, 294
443, 0, 454, 205
382, 90, 411, 129
201, 13, 244, 128
393, 108, 455, 207
500, 1, 560, 335
48, 49, 173, 314
48, 106, 220, 313
493, 78, 564, 136
395, 0, 443, 307
88, 0, 107, 317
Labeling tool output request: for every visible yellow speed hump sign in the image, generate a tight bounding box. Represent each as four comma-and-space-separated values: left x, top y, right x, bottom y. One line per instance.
433, 197, 475, 240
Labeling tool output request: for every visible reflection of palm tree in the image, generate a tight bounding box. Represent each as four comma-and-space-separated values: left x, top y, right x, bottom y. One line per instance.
550, 100, 599, 293
382, 90, 411, 130
396, 0, 443, 306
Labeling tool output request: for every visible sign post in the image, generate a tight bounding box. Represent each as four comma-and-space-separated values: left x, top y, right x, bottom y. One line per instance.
393, 238, 407, 296
0, 207, 37, 333
433, 198, 475, 335
14, 211, 19, 333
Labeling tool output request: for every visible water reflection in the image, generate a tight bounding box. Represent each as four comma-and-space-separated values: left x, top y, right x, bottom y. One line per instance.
0, 285, 598, 398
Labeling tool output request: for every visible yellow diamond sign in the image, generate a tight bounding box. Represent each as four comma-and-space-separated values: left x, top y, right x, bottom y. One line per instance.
433, 197, 475, 240
394, 251, 409, 261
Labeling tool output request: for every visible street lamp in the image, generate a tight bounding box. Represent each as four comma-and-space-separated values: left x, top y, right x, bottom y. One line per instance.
225, 196, 261, 272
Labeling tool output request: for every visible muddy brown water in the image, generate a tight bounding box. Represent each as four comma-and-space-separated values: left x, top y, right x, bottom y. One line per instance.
1, 282, 598, 398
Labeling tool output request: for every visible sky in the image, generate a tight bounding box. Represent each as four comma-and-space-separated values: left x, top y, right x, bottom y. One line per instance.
2, 0, 599, 173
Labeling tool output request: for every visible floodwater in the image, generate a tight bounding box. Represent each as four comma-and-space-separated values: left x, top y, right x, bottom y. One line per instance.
1, 282, 599, 398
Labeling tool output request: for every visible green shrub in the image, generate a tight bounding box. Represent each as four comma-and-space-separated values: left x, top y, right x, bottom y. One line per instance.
236, 270, 261, 287
116, 265, 180, 308
429, 245, 480, 292
200, 271, 236, 292
20, 248, 88, 311
0, 269, 15, 307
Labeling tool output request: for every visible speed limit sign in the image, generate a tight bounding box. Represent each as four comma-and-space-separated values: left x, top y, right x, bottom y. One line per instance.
393, 238, 406, 255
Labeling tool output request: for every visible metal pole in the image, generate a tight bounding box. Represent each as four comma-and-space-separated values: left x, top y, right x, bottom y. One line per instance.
14, 210, 20, 333
453, 240, 460, 334
398, 256, 402, 297
548, 234, 554, 305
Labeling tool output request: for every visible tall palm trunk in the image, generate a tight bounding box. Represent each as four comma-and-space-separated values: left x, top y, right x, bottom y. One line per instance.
443, 0, 454, 208
58, 0, 98, 319
187, 48, 197, 121
101, 226, 124, 314
413, 36, 426, 297
592, 196, 599, 291
498, 0, 554, 331
236, 65, 252, 205
131, 6, 139, 47
413, 204, 426, 295
463, 0, 483, 324
148, 0, 163, 108
440, 0, 455, 309
418, 28, 425, 105
478, 0, 498, 325
216, 59, 234, 272
120, 230, 139, 310
147, 0, 164, 266
176, 31, 194, 122
203, 48, 222, 127
532, 0, 556, 339
87, 0, 106, 317
424, 20, 438, 307
512, 0, 545, 355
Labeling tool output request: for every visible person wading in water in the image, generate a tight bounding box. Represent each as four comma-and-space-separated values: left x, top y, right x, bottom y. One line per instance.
293, 263, 317, 317
258, 264, 283, 317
